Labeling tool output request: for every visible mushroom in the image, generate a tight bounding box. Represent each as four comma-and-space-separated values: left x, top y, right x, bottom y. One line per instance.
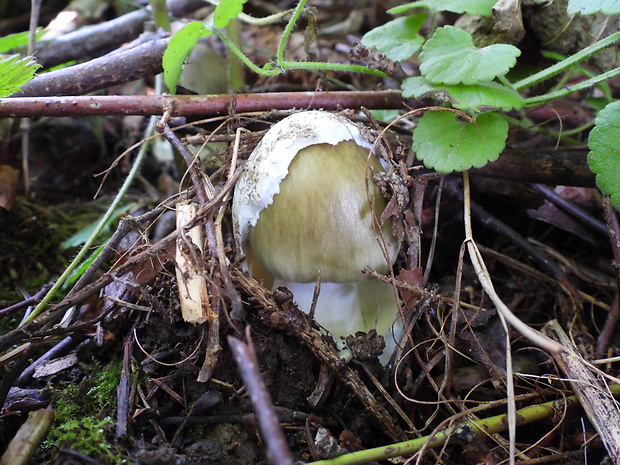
232, 111, 401, 361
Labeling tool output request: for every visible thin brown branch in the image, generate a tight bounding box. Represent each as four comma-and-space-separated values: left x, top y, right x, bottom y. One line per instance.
2, 91, 406, 114
597, 197, 620, 355
229, 330, 295, 465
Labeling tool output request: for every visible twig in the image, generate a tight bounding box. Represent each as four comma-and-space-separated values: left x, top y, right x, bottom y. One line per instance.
0, 409, 56, 465
531, 183, 608, 236
597, 196, 620, 355
161, 124, 211, 203
543, 320, 620, 463
0, 281, 54, 317
15, 38, 170, 97
116, 316, 140, 437
445, 178, 583, 303
229, 329, 295, 465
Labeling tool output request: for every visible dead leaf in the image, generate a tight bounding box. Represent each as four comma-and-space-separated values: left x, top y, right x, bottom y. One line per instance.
0, 165, 19, 211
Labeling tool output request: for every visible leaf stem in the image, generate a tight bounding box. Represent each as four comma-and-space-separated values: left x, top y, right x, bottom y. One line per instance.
204, 0, 292, 26
217, 28, 388, 78
513, 30, 620, 91
276, 0, 307, 64
216, 30, 280, 76
281, 61, 387, 77
523, 66, 620, 107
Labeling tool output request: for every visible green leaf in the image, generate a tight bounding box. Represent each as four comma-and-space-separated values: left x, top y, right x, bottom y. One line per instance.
61, 202, 137, 249
149, 0, 171, 31
420, 26, 520, 85
370, 109, 402, 123
402, 76, 450, 100
389, 0, 496, 16
402, 77, 524, 110
214, 0, 248, 29
447, 82, 524, 110
361, 14, 426, 62
163, 21, 212, 94
0, 54, 40, 97
568, 0, 620, 14
587, 100, 620, 209
0, 30, 45, 54
412, 110, 508, 172
63, 246, 105, 288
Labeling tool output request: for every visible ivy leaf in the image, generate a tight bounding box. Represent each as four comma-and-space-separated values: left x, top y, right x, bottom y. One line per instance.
163, 21, 212, 94
361, 14, 426, 62
568, 0, 620, 14
587, 100, 620, 210
389, 0, 496, 16
420, 26, 520, 85
402, 77, 524, 110
0, 54, 40, 97
412, 110, 508, 173
214, 0, 247, 29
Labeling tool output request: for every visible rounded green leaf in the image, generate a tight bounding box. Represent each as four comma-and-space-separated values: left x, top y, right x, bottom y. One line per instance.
587, 100, 620, 209
214, 0, 247, 29
402, 76, 439, 99
420, 26, 520, 85
412, 110, 508, 173
402, 77, 524, 110
446, 82, 524, 110
163, 21, 211, 94
361, 14, 427, 62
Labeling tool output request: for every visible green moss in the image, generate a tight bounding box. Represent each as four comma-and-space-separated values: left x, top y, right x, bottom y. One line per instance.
43, 361, 127, 464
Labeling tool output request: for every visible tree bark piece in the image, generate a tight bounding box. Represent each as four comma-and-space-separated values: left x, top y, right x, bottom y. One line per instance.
543, 320, 620, 464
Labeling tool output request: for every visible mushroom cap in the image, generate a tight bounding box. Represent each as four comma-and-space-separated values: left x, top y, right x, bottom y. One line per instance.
232, 111, 400, 284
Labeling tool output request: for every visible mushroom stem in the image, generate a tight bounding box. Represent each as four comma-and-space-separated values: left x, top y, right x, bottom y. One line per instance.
280, 279, 402, 364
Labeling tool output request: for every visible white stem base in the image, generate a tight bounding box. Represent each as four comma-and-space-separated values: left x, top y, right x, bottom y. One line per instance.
277, 279, 402, 365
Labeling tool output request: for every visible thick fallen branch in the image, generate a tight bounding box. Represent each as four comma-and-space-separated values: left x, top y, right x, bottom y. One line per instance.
30, 0, 204, 68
